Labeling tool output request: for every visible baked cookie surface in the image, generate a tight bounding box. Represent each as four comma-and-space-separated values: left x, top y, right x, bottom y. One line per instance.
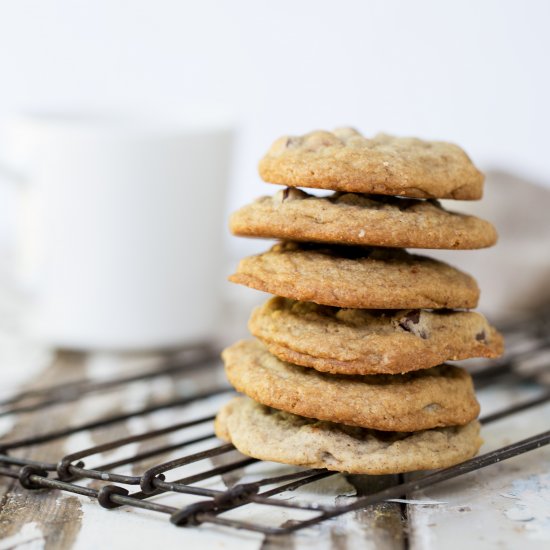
259, 129, 484, 200
222, 340, 480, 432
249, 297, 504, 375
230, 188, 497, 249
215, 397, 482, 474
229, 242, 479, 309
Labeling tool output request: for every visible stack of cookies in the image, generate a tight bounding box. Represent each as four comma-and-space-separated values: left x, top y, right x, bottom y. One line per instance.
215, 129, 504, 474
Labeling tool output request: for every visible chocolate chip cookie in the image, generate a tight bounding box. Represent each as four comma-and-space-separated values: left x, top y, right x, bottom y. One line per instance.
259, 129, 484, 200
215, 397, 483, 474
249, 297, 504, 375
229, 242, 480, 309
222, 340, 480, 432
230, 189, 497, 249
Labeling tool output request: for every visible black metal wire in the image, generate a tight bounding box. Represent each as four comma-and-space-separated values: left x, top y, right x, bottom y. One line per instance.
0, 345, 219, 416
0, 388, 231, 453
0, 315, 549, 535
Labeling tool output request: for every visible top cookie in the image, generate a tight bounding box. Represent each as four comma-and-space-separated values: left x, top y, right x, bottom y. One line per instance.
259, 129, 484, 200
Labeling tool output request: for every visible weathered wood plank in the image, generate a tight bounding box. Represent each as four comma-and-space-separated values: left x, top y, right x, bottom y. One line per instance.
5, 349, 546, 549
0, 352, 86, 550
407, 388, 550, 549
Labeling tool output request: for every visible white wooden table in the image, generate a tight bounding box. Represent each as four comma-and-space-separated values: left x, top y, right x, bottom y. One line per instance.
0, 282, 549, 549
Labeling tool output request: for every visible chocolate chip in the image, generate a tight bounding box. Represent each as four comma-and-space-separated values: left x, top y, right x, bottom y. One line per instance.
329, 245, 373, 260
401, 310, 421, 325
475, 330, 487, 342
397, 199, 417, 211
399, 311, 428, 338
427, 199, 442, 208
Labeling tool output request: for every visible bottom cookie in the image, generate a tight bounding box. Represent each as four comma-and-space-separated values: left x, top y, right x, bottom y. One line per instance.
215, 397, 482, 475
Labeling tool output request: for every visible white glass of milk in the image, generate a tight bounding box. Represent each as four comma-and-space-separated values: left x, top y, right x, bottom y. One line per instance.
0, 109, 234, 350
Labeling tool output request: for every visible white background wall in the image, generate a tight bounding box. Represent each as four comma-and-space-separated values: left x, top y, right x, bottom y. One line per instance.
0, 0, 549, 256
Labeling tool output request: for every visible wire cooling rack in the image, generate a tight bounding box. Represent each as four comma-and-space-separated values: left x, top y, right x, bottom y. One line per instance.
0, 312, 549, 536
